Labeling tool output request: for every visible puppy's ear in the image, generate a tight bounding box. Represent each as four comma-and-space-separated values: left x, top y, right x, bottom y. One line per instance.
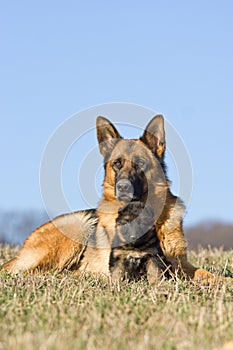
140, 115, 165, 158
96, 116, 122, 157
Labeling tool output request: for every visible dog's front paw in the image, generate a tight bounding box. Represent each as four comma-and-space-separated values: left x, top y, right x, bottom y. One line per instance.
193, 268, 233, 286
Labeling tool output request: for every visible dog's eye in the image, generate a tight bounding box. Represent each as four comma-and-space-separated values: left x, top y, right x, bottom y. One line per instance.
135, 159, 145, 169
112, 159, 122, 169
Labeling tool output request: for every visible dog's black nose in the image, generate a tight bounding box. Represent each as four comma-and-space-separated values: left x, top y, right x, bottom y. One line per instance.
117, 179, 131, 192
116, 179, 134, 201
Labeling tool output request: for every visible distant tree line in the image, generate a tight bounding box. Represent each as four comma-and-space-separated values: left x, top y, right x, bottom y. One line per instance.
185, 221, 233, 250
0, 210, 49, 245
0, 210, 232, 250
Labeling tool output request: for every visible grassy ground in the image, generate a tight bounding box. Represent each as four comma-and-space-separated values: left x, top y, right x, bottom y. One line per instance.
0, 244, 233, 350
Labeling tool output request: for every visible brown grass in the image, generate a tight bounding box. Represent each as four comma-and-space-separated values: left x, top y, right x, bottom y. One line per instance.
0, 244, 233, 350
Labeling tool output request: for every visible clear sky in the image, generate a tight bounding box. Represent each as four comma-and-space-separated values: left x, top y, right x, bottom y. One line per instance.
0, 1, 233, 226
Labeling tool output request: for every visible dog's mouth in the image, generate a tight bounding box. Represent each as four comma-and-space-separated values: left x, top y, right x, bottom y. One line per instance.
117, 194, 144, 203
117, 194, 133, 202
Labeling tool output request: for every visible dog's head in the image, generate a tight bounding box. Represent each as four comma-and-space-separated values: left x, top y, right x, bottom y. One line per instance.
96, 116, 168, 206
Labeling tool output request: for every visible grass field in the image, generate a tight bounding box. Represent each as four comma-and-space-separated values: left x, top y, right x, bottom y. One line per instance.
0, 244, 233, 350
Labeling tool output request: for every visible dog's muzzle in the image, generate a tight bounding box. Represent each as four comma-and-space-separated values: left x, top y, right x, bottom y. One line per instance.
116, 179, 134, 202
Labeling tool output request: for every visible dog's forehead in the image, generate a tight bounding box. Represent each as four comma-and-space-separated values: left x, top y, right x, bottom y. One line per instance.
110, 139, 152, 159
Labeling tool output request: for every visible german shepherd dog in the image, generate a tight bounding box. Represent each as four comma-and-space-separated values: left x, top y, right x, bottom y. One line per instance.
1, 116, 220, 283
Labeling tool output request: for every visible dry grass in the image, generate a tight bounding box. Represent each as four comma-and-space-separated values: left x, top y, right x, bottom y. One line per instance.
0, 244, 233, 350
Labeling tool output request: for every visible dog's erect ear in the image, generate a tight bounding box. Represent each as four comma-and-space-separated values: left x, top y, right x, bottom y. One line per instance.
140, 115, 165, 158
96, 116, 122, 157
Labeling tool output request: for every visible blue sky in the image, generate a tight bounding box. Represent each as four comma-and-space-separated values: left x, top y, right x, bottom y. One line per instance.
0, 1, 233, 226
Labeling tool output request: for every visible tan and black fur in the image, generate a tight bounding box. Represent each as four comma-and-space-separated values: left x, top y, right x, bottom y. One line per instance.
1, 115, 221, 284
110, 202, 171, 283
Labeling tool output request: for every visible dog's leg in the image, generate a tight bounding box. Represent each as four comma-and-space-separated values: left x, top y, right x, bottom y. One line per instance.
109, 247, 125, 283
1, 221, 83, 273
155, 195, 233, 284
1, 246, 54, 273
146, 257, 162, 284
1, 211, 96, 274
166, 254, 233, 285
111, 262, 125, 283
156, 224, 212, 281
